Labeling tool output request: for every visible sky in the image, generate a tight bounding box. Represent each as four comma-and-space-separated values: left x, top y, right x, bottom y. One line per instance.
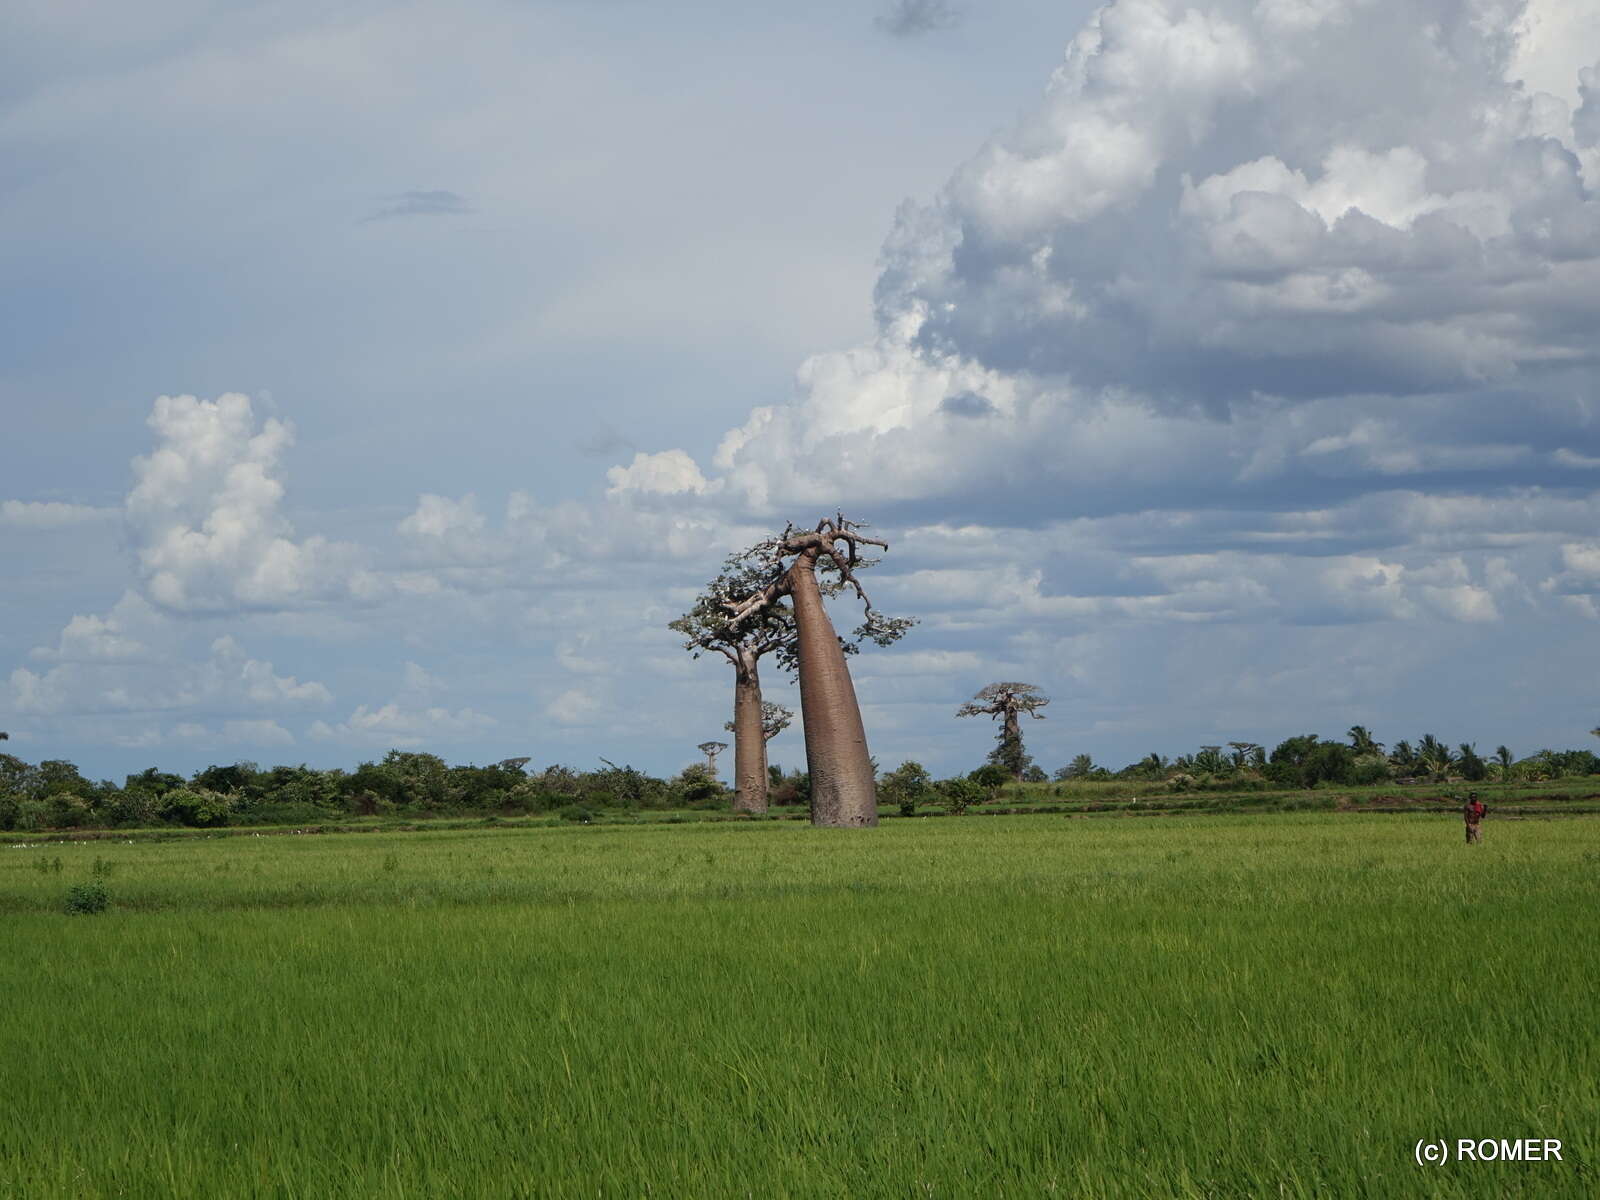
3, 0, 1600, 782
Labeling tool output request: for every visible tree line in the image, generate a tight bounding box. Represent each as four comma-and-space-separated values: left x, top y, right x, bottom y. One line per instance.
6, 507, 1597, 832
1, 730, 1596, 834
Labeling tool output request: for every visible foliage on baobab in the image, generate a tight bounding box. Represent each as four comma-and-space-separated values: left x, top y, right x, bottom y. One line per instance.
958, 682, 1049, 781
726, 701, 793, 745
723, 513, 914, 828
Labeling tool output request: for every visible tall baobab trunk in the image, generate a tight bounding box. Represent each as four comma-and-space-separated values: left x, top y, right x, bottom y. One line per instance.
731, 649, 769, 814
789, 551, 877, 827
1002, 708, 1023, 779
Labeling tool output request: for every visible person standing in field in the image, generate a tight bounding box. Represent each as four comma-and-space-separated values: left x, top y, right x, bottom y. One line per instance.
1463, 792, 1486, 844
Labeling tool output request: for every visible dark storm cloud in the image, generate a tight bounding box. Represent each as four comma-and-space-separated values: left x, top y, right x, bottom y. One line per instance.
939, 391, 995, 418
875, 1, 963, 38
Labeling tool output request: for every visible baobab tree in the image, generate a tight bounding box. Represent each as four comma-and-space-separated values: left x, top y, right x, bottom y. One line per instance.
727, 701, 793, 745
698, 741, 728, 777
723, 514, 913, 827
1228, 742, 1263, 769
671, 548, 810, 815
957, 683, 1049, 780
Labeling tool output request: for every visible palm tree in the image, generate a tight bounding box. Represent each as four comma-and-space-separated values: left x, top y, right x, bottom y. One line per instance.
1417, 734, 1454, 780
1347, 725, 1383, 756
1057, 754, 1096, 780
1494, 745, 1514, 780
1388, 739, 1417, 776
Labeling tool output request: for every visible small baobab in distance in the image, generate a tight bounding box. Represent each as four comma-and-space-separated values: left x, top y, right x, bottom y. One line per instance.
958, 682, 1050, 781
698, 741, 729, 778
724, 514, 913, 827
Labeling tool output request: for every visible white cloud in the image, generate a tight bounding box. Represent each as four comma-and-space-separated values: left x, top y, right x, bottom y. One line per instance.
126, 393, 368, 612
307, 661, 495, 748
309, 702, 496, 748
659, 0, 1600, 525
605, 449, 714, 497
544, 687, 603, 726
7, 610, 331, 718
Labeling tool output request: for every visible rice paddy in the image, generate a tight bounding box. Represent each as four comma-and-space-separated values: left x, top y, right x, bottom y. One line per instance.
2, 813, 1595, 1197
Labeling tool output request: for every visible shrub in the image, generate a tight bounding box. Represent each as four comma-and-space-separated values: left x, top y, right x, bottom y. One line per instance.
673, 764, 724, 808
106, 789, 158, 827
13, 799, 50, 831
939, 777, 986, 815
880, 761, 934, 817
160, 788, 233, 828
968, 764, 1010, 789
64, 881, 109, 915
558, 803, 595, 823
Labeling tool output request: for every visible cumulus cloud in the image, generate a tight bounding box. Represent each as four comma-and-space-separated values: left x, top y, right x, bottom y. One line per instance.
605, 449, 715, 497
126, 393, 368, 612
647, 0, 1598, 527
8, 601, 332, 717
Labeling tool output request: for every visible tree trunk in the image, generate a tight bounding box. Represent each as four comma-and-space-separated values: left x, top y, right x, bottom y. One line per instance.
788, 553, 877, 827
731, 649, 768, 814
1004, 708, 1023, 779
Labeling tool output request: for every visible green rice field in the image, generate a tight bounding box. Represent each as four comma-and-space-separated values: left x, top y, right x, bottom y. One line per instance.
3, 813, 1596, 1197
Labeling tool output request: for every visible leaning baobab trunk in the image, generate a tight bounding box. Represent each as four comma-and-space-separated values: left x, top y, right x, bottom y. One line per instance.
725, 514, 914, 828
787, 547, 876, 825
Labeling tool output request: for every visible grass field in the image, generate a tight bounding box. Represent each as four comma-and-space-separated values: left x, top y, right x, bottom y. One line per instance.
3, 813, 1596, 1197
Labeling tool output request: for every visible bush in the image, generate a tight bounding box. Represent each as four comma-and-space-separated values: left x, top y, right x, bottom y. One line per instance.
64, 881, 109, 915
968, 764, 1010, 789
939, 777, 986, 815
13, 799, 50, 831
1348, 754, 1392, 786
880, 761, 934, 817
558, 803, 595, 823
160, 788, 233, 828
673, 764, 724, 808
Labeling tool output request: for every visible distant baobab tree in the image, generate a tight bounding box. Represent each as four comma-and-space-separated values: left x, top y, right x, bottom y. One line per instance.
698, 741, 728, 777
727, 701, 793, 748
724, 513, 913, 827
1228, 742, 1263, 769
958, 682, 1049, 780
